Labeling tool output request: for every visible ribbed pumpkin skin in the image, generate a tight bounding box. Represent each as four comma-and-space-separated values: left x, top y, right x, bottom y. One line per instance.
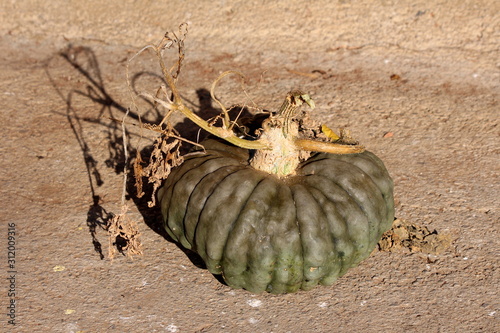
158, 139, 394, 293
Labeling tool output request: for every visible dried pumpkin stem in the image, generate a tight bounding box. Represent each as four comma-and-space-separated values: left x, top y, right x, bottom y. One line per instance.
274, 91, 365, 154
152, 32, 363, 155
152, 42, 270, 150
210, 70, 245, 129
294, 139, 365, 154
277, 90, 315, 137
147, 94, 271, 150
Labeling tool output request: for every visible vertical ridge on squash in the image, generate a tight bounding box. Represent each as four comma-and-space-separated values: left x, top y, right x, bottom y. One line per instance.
172, 155, 248, 247
196, 168, 266, 275
301, 155, 389, 259
265, 183, 302, 293
334, 151, 395, 239
239, 177, 282, 292
301, 184, 345, 285
300, 174, 359, 274
290, 183, 337, 290
161, 155, 223, 245
183, 164, 244, 249
219, 177, 281, 292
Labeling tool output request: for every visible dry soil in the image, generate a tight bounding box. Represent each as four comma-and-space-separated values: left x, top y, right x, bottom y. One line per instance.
0, 1, 498, 332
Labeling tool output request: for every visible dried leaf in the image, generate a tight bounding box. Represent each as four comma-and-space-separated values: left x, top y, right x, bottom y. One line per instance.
321, 124, 340, 141
138, 133, 184, 207
107, 204, 143, 259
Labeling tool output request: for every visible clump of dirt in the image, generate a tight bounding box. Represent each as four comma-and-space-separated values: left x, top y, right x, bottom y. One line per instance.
378, 219, 452, 254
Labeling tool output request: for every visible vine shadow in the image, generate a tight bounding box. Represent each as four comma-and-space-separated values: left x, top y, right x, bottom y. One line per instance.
45, 43, 239, 269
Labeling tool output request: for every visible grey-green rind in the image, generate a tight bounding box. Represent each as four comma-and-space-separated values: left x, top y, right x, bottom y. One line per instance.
158, 139, 394, 294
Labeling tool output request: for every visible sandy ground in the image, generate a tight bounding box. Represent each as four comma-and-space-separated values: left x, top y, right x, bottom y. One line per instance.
1, 1, 498, 332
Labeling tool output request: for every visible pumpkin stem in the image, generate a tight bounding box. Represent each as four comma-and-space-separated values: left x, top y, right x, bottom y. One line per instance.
271, 91, 365, 156
147, 28, 365, 158
276, 90, 315, 137
150, 39, 270, 150
250, 117, 302, 177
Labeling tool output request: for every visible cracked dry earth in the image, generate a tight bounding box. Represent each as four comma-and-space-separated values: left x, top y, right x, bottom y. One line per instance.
1, 1, 498, 332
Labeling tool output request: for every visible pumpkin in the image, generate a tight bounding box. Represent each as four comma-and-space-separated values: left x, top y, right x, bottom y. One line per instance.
131, 34, 394, 293
157, 136, 394, 294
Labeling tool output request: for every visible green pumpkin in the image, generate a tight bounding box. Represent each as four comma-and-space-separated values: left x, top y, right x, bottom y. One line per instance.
157, 138, 394, 294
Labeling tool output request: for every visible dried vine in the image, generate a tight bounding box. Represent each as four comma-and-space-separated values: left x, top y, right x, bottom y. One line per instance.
127, 22, 366, 206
